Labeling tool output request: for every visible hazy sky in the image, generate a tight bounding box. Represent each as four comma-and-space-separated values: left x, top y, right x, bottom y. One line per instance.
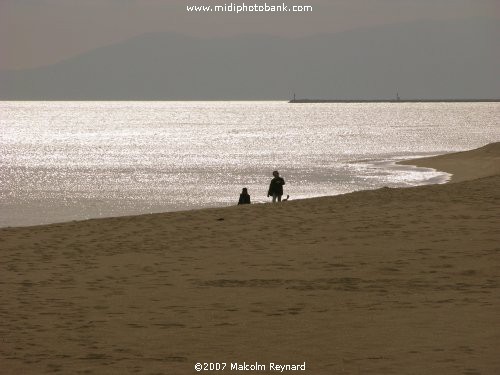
1, 0, 499, 69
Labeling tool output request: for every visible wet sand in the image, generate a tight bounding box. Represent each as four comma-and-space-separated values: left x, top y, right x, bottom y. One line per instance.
1, 143, 499, 374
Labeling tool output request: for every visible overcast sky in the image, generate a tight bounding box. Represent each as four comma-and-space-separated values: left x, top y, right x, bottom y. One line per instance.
1, 0, 499, 70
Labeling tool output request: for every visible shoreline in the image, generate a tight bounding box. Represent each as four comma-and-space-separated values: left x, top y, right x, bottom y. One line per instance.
0, 153, 450, 230
1, 143, 499, 374
0, 144, 495, 231
398, 142, 500, 183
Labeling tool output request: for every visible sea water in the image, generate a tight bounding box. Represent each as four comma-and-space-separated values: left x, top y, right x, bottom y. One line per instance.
1, 101, 499, 227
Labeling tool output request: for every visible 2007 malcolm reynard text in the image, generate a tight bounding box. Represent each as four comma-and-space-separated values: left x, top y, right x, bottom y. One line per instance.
194, 361, 307, 372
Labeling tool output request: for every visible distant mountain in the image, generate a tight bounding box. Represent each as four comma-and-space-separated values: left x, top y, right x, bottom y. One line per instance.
1, 19, 499, 100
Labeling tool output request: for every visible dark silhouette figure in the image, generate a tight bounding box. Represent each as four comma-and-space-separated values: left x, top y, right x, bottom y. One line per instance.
238, 188, 251, 205
267, 171, 285, 203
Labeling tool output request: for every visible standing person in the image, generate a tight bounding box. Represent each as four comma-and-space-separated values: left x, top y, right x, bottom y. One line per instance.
267, 170, 285, 203
238, 188, 251, 205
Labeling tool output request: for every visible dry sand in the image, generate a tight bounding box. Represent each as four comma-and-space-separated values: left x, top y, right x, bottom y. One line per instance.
1, 143, 499, 375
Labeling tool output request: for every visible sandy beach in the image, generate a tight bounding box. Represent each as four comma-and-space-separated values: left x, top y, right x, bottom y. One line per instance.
1, 143, 499, 375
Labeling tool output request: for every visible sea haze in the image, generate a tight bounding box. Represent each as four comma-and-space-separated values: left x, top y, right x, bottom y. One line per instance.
1, 101, 499, 227
1, 19, 499, 100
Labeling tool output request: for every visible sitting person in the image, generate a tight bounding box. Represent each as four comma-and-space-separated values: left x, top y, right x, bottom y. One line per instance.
238, 188, 251, 205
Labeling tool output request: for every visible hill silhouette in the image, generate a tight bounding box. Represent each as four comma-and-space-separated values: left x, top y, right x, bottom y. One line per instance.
1, 19, 498, 100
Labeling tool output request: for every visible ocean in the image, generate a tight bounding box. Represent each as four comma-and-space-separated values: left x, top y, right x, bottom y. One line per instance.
1, 101, 499, 227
